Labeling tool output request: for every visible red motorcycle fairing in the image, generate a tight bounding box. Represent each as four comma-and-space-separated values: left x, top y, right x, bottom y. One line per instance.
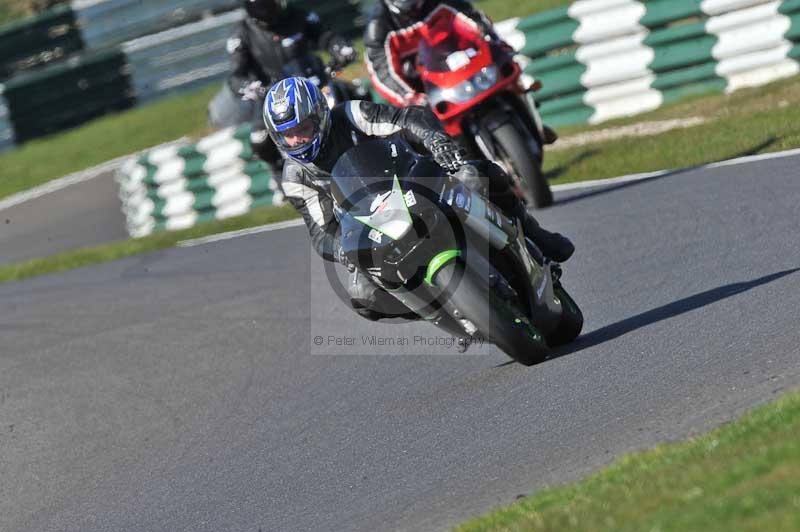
412, 6, 523, 136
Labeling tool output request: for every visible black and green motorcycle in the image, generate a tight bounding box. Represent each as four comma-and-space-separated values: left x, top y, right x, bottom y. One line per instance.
330, 137, 583, 366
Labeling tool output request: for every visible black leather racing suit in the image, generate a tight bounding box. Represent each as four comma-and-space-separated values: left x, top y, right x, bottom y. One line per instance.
282, 100, 526, 321
226, 6, 352, 171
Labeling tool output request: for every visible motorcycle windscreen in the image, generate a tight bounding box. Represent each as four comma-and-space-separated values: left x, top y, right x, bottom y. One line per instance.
417, 9, 485, 74
331, 138, 418, 240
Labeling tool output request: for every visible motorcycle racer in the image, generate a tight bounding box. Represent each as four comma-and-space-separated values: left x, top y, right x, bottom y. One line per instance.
364, 0, 558, 143
263, 76, 572, 321
226, 0, 356, 174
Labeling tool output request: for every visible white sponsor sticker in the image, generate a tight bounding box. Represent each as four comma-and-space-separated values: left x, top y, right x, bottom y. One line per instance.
369, 229, 382, 244
445, 49, 477, 71
404, 190, 417, 207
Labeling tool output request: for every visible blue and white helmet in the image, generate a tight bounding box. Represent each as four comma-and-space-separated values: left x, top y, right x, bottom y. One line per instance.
263, 77, 331, 163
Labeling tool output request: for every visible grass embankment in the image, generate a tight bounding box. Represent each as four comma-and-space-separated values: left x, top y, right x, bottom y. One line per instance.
458, 391, 800, 532
544, 75, 800, 185
476, 0, 573, 22
0, 84, 219, 200
0, 204, 299, 284
0, 0, 65, 26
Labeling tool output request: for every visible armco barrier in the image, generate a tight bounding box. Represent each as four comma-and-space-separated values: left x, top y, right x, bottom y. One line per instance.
3, 47, 133, 143
72, 0, 239, 50
123, 9, 244, 103
71, 0, 361, 50
0, 4, 84, 80
499, 0, 800, 126
117, 124, 283, 237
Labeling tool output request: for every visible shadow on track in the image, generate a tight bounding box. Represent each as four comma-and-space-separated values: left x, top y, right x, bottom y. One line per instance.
550, 137, 781, 208
548, 267, 800, 359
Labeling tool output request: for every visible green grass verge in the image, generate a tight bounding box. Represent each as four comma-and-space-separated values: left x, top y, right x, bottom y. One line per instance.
457, 390, 800, 532
544, 76, 800, 185
0, 0, 49, 26
475, 0, 573, 22
0, 84, 219, 200
0, 204, 299, 284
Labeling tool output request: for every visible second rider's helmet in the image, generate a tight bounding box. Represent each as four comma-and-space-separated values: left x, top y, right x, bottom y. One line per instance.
243, 0, 287, 24
382, 0, 426, 19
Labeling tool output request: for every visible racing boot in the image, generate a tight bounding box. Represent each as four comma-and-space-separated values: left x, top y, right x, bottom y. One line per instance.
511, 201, 574, 263
542, 124, 558, 145
455, 162, 573, 262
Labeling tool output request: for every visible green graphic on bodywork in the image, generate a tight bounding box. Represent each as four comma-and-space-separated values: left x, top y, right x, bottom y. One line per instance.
425, 249, 461, 285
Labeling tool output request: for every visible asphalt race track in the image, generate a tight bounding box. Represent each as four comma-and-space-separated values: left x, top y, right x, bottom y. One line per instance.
0, 170, 128, 266
1, 154, 799, 531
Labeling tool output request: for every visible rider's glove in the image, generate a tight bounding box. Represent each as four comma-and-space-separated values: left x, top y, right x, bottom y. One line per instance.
451, 163, 483, 191
425, 131, 465, 172
240, 80, 266, 102
403, 92, 429, 107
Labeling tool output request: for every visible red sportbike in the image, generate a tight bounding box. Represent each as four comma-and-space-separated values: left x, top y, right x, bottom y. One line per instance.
414, 7, 553, 208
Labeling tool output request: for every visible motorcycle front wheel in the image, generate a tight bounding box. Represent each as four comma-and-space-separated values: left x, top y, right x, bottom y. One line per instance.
491, 121, 554, 209
546, 285, 584, 347
433, 259, 550, 366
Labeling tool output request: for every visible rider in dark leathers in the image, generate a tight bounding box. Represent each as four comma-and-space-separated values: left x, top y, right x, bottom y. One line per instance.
226, 0, 356, 174
364, 0, 558, 142
263, 77, 573, 322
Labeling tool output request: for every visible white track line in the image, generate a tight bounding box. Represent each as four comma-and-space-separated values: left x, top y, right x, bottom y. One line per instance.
0, 138, 189, 213
177, 218, 305, 248
180, 146, 800, 247
0, 157, 128, 212
551, 147, 800, 192
5, 140, 800, 220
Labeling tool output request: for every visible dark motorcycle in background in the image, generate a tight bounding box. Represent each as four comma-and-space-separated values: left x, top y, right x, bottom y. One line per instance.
208, 32, 370, 128
412, 7, 553, 208
329, 136, 582, 365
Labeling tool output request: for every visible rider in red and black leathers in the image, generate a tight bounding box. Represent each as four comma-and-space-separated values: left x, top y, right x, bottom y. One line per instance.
364, 0, 496, 107
226, 0, 355, 172
364, 0, 558, 141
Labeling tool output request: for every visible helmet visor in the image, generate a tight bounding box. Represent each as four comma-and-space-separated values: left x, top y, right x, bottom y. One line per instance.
271, 116, 321, 153
386, 0, 424, 15
245, 0, 284, 21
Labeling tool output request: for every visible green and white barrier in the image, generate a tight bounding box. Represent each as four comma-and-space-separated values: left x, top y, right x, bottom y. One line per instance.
0, 90, 14, 152
117, 125, 283, 237
496, 0, 800, 126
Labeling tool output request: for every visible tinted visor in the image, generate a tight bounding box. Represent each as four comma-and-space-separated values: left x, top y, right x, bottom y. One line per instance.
245, 0, 282, 21
271, 116, 321, 152
386, 0, 424, 15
